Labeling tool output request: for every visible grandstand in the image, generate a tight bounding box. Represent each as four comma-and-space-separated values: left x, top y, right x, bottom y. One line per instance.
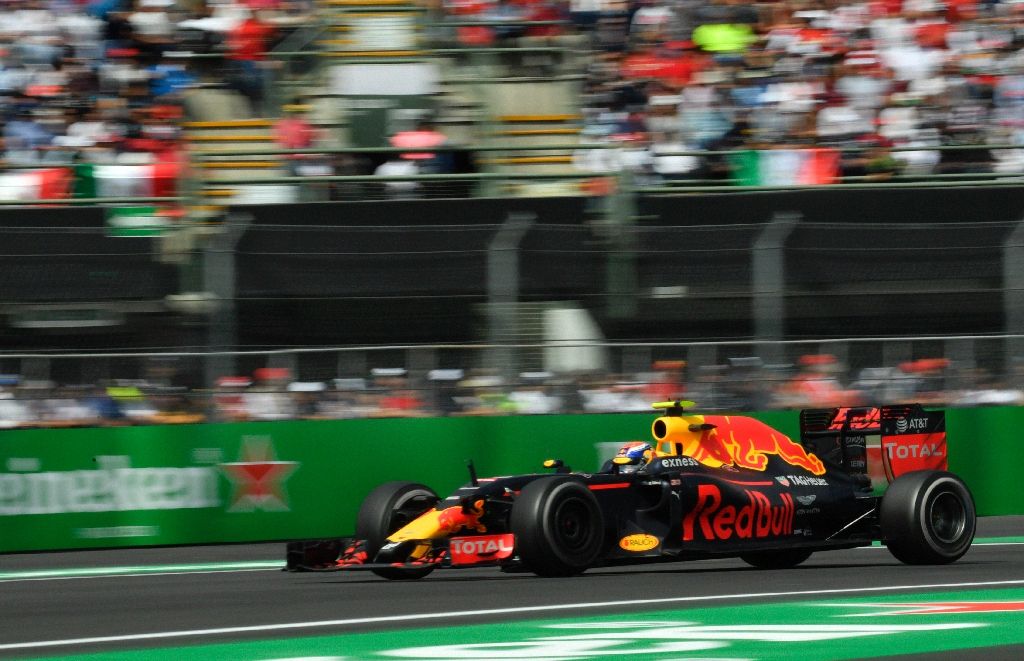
4, 0, 1024, 413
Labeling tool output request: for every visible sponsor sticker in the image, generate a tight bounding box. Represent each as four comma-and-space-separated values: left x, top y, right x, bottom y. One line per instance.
896, 417, 931, 433
783, 475, 828, 487
883, 442, 945, 460
449, 534, 515, 565
618, 534, 660, 552
682, 484, 795, 542
659, 457, 701, 469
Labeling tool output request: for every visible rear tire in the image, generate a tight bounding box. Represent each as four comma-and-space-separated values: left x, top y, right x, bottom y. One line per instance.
880, 470, 976, 565
740, 549, 813, 569
510, 477, 604, 577
356, 481, 439, 580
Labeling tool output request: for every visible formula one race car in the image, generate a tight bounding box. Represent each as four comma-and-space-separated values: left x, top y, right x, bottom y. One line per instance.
286, 401, 976, 579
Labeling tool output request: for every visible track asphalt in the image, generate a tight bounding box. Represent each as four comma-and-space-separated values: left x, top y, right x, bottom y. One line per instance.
1, 516, 1021, 660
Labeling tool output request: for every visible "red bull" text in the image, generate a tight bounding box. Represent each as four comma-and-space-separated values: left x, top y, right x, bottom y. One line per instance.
682, 484, 795, 542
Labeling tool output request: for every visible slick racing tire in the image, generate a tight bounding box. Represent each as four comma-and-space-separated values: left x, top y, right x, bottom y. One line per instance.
356, 481, 440, 580
740, 549, 813, 569
510, 477, 604, 577
880, 470, 976, 565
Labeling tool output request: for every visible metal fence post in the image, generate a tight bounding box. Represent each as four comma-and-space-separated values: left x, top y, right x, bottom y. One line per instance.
1004, 217, 1024, 375
203, 213, 250, 388
753, 212, 799, 365
487, 212, 536, 382
606, 170, 637, 319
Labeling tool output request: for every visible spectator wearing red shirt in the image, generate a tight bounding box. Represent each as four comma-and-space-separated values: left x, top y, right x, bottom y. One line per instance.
225, 9, 276, 114
620, 41, 709, 88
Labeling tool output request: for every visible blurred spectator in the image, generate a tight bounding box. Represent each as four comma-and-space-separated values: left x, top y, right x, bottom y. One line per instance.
0, 376, 31, 429
288, 381, 327, 417
4, 108, 54, 163
389, 118, 451, 173
374, 156, 421, 199
643, 360, 686, 401
428, 369, 466, 415
455, 372, 516, 415
213, 375, 253, 421
86, 384, 127, 424
508, 372, 563, 413
375, 118, 451, 197
898, 357, 953, 404
850, 366, 918, 405
224, 7, 276, 114
778, 353, 864, 408
373, 368, 427, 417
245, 367, 295, 420
578, 374, 650, 412
147, 386, 206, 423
127, 0, 177, 61
955, 369, 1024, 406
275, 102, 332, 198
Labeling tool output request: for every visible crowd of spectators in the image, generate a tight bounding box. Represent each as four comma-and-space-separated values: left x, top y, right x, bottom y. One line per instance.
458, 0, 1024, 184
6, 1, 1024, 424
560, 0, 1024, 184
585, 0, 1024, 182
7, 0, 1024, 198
0, 0, 314, 200
2, 353, 1023, 428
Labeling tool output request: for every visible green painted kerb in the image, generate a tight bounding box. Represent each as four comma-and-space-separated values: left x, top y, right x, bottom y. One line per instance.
26, 586, 1024, 661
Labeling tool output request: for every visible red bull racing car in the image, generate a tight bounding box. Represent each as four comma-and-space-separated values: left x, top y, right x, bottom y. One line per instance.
286, 401, 975, 579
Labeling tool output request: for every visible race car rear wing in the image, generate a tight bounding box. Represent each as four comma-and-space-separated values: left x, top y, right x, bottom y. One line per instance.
799, 404, 947, 491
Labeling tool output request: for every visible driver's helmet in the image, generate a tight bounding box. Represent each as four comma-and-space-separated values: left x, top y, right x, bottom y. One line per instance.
615, 441, 652, 473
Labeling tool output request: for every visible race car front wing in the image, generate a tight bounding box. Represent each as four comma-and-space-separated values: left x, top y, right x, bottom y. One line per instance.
284, 533, 516, 572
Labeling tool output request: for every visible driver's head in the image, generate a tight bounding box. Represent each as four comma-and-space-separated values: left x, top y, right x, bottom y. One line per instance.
614, 441, 652, 473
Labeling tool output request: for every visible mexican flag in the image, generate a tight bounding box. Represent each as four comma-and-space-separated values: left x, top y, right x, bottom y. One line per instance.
729, 148, 840, 186
0, 168, 72, 201
93, 161, 181, 198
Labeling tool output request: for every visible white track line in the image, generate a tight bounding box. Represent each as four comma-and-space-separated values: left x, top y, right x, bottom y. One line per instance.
858, 541, 1024, 550
4, 579, 1024, 651
0, 568, 279, 584
5, 541, 1020, 584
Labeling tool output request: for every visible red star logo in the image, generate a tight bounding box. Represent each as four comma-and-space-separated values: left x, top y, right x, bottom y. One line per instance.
220, 436, 298, 512
838, 602, 1024, 616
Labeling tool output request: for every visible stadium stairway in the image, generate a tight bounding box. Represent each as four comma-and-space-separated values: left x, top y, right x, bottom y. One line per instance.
449, 34, 590, 197
182, 118, 291, 217
175, 0, 592, 212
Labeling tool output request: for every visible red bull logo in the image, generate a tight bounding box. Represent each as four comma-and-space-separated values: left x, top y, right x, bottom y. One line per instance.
436, 502, 487, 534
709, 416, 826, 476
682, 484, 795, 542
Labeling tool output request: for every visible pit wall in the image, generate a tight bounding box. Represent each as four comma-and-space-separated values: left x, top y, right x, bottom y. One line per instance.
0, 408, 1018, 553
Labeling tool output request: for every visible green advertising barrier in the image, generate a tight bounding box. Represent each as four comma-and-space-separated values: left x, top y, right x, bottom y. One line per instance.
0, 407, 1019, 554
945, 406, 1024, 517
0, 414, 652, 554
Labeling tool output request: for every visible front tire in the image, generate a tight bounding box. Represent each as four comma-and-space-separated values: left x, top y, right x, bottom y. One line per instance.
510, 477, 604, 577
740, 549, 813, 569
880, 470, 976, 565
356, 481, 439, 580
